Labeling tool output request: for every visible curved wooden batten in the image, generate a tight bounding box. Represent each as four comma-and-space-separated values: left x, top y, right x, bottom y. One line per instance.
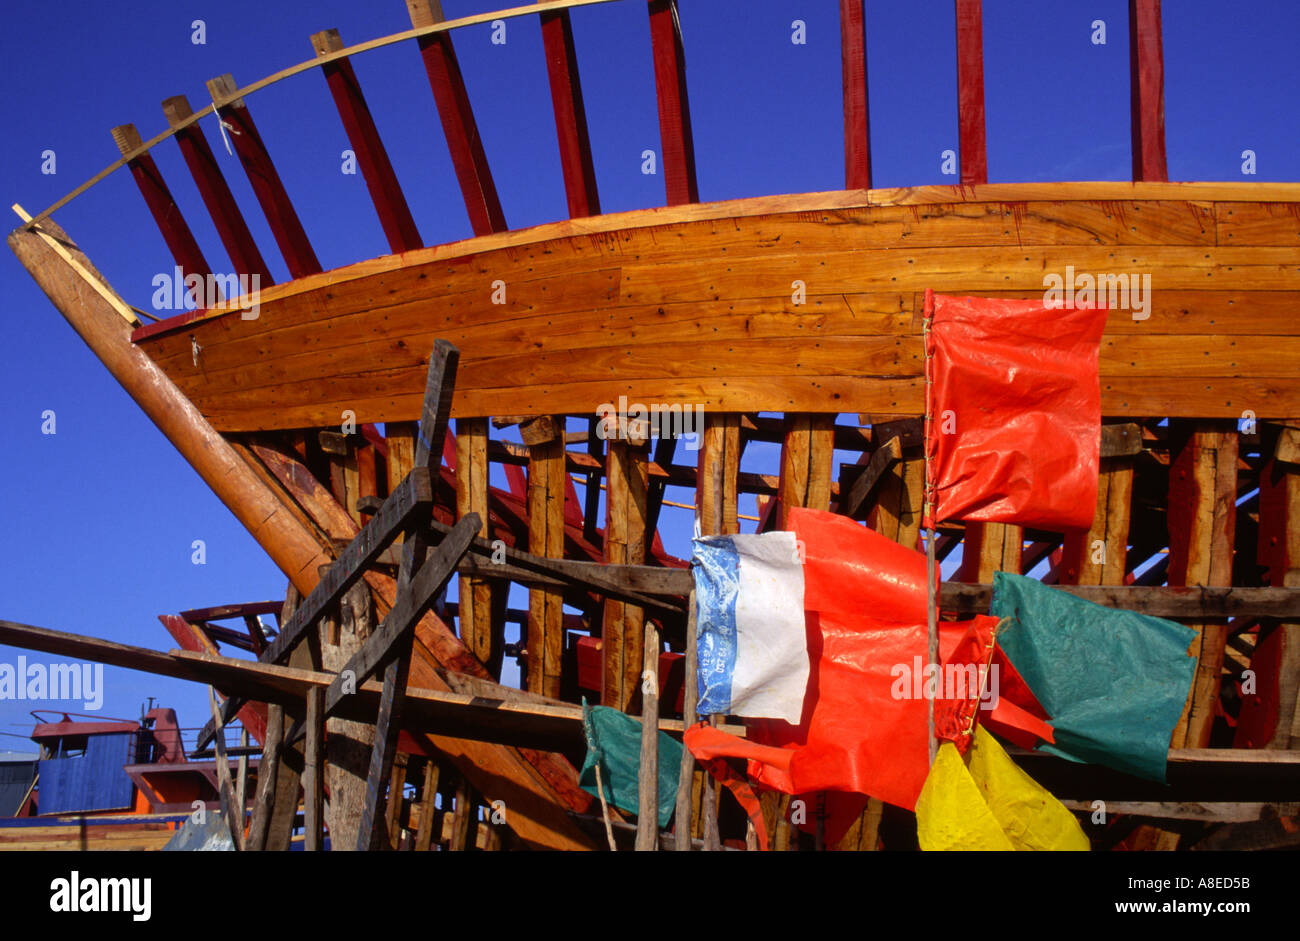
131, 182, 1300, 430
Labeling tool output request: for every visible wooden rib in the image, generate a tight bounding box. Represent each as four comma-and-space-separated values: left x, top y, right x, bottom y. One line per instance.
647, 0, 699, 205
110, 123, 211, 288
1060, 450, 1135, 585
161, 95, 273, 284
303, 685, 324, 851
839, 0, 871, 190
602, 438, 649, 710
311, 29, 423, 253
22, 0, 627, 226
954, 0, 987, 186
527, 418, 566, 699
456, 417, 497, 674
777, 414, 834, 529
408, 0, 506, 235
205, 74, 321, 279
1250, 424, 1300, 748
1129, 0, 1168, 182
539, 1, 600, 217
958, 522, 1022, 583
1168, 422, 1238, 750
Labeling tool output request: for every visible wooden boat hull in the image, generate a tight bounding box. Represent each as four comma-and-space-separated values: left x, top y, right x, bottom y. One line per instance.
131, 183, 1300, 430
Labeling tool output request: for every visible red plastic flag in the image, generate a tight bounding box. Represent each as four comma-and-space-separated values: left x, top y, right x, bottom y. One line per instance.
925, 291, 1107, 531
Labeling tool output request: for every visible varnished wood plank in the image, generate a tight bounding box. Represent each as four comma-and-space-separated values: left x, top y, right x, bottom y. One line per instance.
1218, 202, 1300, 246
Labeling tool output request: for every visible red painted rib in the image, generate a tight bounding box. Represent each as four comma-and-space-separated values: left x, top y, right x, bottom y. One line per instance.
647, 0, 699, 206
415, 33, 507, 236
540, 8, 600, 218
1129, 0, 1168, 182
170, 119, 273, 285
125, 152, 211, 285
840, 0, 871, 190
215, 97, 322, 278
320, 54, 424, 253
955, 0, 988, 186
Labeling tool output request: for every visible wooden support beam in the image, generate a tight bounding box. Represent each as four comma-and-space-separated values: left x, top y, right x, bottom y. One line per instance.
321, 580, 375, 851
954, 0, 988, 186
194, 466, 435, 750
778, 414, 835, 529
206, 74, 322, 278
647, 0, 699, 205
1129, 0, 1168, 182
602, 439, 649, 710
539, 2, 600, 217
206, 686, 244, 850
839, 0, 871, 190
1168, 422, 1238, 749
1060, 451, 1136, 586
414, 759, 441, 850
161, 95, 273, 284
697, 414, 740, 537
527, 417, 566, 699
110, 123, 211, 289
246, 703, 284, 851
840, 435, 902, 518
408, 0, 507, 235
7, 217, 333, 614
356, 341, 461, 851
303, 685, 323, 851
385, 751, 410, 849
311, 29, 423, 253
636, 619, 660, 851
457, 417, 498, 675
958, 521, 1022, 583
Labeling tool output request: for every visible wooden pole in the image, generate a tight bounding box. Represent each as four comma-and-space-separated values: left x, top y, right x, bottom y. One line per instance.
207, 686, 243, 850
7, 221, 332, 597
245, 703, 285, 852
303, 686, 324, 851
636, 620, 660, 851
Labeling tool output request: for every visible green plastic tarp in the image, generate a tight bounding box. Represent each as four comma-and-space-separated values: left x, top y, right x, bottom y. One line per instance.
989, 571, 1197, 782
579, 701, 682, 828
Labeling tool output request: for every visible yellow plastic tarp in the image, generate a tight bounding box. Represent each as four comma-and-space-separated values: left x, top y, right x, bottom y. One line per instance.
917, 726, 1089, 851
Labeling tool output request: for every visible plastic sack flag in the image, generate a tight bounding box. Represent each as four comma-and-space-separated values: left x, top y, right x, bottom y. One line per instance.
916, 724, 1089, 851
935, 614, 1055, 753
688, 510, 931, 817
925, 290, 1107, 531
580, 701, 682, 828
990, 572, 1197, 782
692, 530, 809, 724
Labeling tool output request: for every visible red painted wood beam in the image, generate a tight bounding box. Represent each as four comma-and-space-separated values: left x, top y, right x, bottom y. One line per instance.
161, 96, 274, 285
954, 0, 988, 186
206, 74, 322, 279
540, 7, 601, 217
1128, 0, 1168, 182
408, 0, 507, 236
110, 123, 211, 288
647, 0, 699, 205
839, 0, 871, 190
312, 29, 423, 253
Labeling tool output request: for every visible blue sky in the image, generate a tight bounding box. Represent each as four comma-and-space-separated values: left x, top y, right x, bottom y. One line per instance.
1, 0, 1297, 750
